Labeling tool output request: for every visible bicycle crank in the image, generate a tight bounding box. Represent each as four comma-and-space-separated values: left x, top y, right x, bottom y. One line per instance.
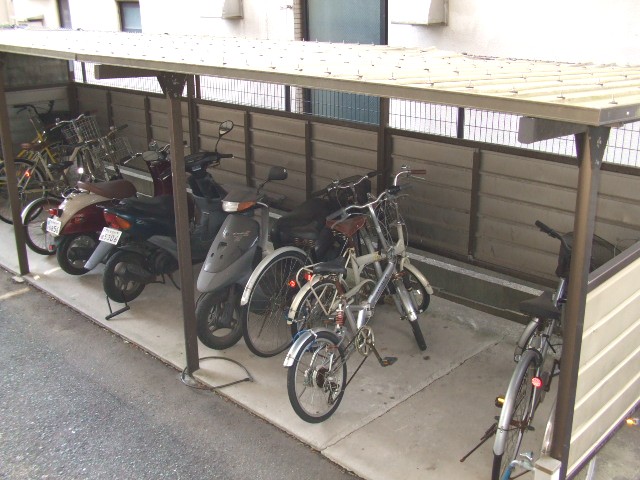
355, 326, 397, 367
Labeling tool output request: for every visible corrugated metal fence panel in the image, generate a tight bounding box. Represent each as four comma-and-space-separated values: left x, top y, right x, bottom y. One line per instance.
311, 123, 378, 194
76, 86, 109, 133
569, 259, 640, 475
391, 135, 474, 256
198, 104, 247, 188
475, 152, 579, 280
110, 91, 147, 153
251, 113, 306, 210
597, 170, 640, 252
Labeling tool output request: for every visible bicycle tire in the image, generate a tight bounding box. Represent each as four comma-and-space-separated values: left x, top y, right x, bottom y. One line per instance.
22, 196, 60, 255
0, 158, 46, 224
196, 289, 244, 350
286, 330, 347, 423
242, 249, 309, 357
492, 351, 539, 480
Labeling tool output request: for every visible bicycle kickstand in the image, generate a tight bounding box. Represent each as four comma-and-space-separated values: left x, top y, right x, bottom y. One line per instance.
459, 422, 497, 462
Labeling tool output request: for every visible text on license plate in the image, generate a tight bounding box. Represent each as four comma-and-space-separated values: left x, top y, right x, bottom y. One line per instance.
99, 227, 122, 245
46, 217, 61, 236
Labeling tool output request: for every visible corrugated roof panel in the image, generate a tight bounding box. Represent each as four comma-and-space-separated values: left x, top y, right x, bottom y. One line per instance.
0, 29, 639, 126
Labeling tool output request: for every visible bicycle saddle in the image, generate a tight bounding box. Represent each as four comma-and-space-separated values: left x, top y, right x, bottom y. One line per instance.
47, 160, 74, 172
518, 290, 561, 321
77, 179, 137, 199
312, 257, 347, 276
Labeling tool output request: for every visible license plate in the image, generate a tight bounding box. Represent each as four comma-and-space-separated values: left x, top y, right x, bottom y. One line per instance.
46, 217, 61, 236
99, 227, 122, 245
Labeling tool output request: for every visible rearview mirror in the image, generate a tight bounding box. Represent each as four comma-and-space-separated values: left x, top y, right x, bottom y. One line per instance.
268, 166, 288, 181
219, 120, 234, 137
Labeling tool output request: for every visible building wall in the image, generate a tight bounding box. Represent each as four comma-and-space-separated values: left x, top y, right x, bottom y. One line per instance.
8, 0, 640, 63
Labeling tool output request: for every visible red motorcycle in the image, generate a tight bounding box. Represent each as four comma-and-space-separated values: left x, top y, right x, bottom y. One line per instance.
48, 145, 174, 275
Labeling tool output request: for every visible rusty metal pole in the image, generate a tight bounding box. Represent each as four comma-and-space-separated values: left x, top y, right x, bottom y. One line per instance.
550, 126, 609, 478
0, 56, 29, 275
158, 72, 200, 375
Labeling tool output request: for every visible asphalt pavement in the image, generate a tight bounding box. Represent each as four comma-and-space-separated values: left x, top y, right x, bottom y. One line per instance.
0, 267, 358, 480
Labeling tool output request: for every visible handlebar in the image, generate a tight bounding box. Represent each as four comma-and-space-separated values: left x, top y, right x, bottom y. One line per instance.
326, 166, 422, 221
535, 220, 571, 252
312, 170, 380, 198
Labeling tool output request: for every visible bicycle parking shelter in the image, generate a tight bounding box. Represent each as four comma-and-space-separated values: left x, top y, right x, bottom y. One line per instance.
0, 29, 639, 480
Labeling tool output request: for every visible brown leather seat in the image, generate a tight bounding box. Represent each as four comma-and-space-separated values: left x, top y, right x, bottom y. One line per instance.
77, 179, 137, 199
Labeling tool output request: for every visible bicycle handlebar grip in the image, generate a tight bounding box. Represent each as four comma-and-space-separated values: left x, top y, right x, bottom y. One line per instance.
218, 153, 234, 159
310, 187, 327, 197
411, 169, 427, 175
110, 124, 128, 133
367, 170, 380, 178
535, 220, 554, 235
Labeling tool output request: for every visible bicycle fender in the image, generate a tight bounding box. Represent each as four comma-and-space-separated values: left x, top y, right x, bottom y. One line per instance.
493, 349, 543, 456
404, 262, 434, 296
287, 275, 325, 321
282, 328, 334, 367
240, 246, 307, 306
21, 196, 52, 225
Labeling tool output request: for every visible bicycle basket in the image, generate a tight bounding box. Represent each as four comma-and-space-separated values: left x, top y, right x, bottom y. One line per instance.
90, 137, 133, 166
556, 232, 617, 278
373, 195, 406, 248
62, 116, 101, 144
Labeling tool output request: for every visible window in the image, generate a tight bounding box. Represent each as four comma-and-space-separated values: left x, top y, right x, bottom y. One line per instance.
118, 1, 141, 33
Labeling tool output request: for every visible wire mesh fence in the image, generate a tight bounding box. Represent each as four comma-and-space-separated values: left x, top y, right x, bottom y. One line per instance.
71, 62, 640, 167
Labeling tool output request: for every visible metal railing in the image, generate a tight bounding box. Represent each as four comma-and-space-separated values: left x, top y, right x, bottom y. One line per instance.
72, 61, 640, 167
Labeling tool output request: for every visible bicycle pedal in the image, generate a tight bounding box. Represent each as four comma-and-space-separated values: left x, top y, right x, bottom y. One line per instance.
380, 356, 397, 367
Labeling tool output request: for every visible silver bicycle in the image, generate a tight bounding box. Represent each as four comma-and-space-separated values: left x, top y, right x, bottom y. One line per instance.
283, 166, 431, 423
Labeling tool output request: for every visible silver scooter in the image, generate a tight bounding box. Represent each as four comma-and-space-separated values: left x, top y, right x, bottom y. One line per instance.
194, 166, 288, 350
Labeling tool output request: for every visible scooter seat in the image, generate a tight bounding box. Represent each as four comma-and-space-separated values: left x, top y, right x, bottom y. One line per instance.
271, 198, 331, 248
519, 290, 561, 321
117, 195, 176, 219
77, 179, 137, 199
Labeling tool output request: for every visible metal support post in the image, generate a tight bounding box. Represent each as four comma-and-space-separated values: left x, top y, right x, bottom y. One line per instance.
158, 72, 200, 375
550, 126, 610, 478
0, 57, 29, 274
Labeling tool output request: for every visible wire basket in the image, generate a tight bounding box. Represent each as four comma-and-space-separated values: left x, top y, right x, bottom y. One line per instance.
61, 116, 101, 144
90, 137, 133, 167
373, 195, 406, 249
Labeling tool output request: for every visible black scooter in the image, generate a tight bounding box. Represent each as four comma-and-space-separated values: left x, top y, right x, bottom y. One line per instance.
84, 121, 235, 316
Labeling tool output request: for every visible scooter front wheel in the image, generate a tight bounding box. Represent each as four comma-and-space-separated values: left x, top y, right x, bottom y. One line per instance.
196, 289, 244, 350
103, 250, 147, 303
56, 232, 99, 275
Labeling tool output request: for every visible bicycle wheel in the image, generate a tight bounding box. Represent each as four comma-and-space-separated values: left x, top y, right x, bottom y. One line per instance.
492, 352, 539, 480
401, 266, 431, 314
286, 330, 347, 423
242, 250, 309, 357
0, 158, 46, 224
291, 279, 342, 334
196, 289, 244, 350
23, 196, 60, 255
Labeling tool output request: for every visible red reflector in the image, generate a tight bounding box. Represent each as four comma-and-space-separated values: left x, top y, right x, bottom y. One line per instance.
304, 272, 313, 282
48, 208, 62, 216
532, 377, 543, 389
288, 279, 297, 288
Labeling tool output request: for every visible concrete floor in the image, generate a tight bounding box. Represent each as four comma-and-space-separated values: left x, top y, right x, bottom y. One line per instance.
1, 222, 634, 480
